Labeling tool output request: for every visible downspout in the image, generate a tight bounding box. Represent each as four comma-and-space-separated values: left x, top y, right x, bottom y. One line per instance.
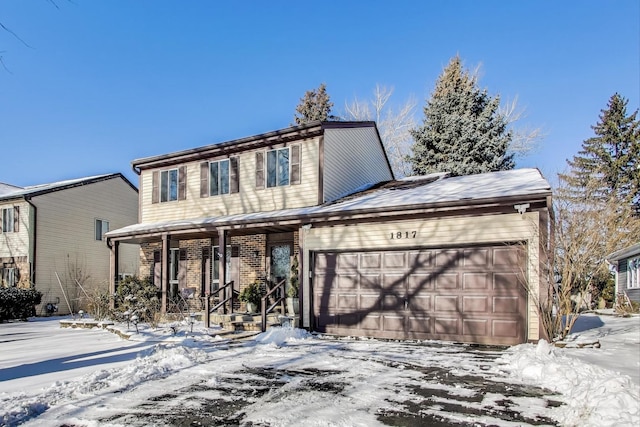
24, 196, 37, 287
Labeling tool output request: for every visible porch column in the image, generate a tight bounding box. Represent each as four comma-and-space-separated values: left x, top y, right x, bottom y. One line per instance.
218, 229, 227, 313
108, 240, 119, 309
161, 233, 170, 313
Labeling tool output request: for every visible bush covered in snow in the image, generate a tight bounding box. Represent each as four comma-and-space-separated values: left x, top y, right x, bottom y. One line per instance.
0, 286, 42, 322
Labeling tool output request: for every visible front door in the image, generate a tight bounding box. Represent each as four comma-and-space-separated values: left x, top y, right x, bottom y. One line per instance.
269, 243, 292, 288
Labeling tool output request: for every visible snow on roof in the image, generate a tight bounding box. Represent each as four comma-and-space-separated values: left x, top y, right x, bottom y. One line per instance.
108, 168, 551, 238
0, 174, 121, 201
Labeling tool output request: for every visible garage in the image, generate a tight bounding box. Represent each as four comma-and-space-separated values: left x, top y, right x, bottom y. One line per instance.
312, 244, 527, 346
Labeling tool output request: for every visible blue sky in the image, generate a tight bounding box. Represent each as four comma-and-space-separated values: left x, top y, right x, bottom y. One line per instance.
1, 0, 638, 187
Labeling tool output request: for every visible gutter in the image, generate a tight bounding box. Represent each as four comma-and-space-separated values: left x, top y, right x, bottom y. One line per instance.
24, 196, 37, 286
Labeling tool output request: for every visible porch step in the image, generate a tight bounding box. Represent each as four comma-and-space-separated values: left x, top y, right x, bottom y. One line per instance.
209, 312, 283, 332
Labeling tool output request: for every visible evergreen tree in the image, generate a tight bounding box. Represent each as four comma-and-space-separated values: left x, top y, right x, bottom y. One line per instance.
409, 55, 514, 176
558, 93, 640, 212
293, 83, 335, 125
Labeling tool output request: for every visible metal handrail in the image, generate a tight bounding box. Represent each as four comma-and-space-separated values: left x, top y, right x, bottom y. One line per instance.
261, 278, 286, 332
209, 280, 236, 314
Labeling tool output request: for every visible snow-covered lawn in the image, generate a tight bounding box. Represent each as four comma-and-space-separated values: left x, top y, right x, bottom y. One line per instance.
0, 312, 638, 426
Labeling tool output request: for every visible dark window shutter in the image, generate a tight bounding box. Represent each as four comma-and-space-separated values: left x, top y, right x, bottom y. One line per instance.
291, 144, 301, 185
230, 157, 239, 194
178, 166, 187, 200
152, 171, 159, 204
255, 152, 265, 189
202, 247, 211, 295
153, 250, 161, 288
178, 248, 187, 288
13, 206, 19, 232
200, 162, 209, 198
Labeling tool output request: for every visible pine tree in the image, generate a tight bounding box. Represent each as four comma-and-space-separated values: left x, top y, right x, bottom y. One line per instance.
409, 56, 514, 176
293, 83, 335, 125
558, 93, 640, 212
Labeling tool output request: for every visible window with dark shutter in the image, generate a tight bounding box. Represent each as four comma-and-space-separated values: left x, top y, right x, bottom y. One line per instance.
255, 152, 265, 189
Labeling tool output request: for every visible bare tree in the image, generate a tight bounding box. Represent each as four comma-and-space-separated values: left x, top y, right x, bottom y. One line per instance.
499, 95, 544, 159
344, 85, 417, 177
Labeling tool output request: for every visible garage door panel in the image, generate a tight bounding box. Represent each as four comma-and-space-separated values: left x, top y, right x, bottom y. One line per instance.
493, 296, 519, 313
435, 318, 459, 334
313, 245, 526, 345
493, 273, 522, 290
434, 295, 458, 311
408, 251, 434, 269
463, 319, 488, 336
383, 252, 407, 269
409, 295, 431, 311
338, 294, 358, 310
463, 296, 489, 313
360, 253, 381, 269
337, 253, 359, 270
407, 273, 434, 291
463, 249, 489, 267
359, 294, 380, 311
493, 319, 521, 338
360, 274, 381, 289
382, 314, 405, 332
435, 273, 459, 289
463, 273, 489, 290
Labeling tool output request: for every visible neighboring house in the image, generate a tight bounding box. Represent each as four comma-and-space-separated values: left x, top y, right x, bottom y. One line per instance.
106, 121, 553, 346
0, 174, 139, 315
607, 243, 640, 304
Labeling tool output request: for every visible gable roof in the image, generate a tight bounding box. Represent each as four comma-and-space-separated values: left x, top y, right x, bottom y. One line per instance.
0, 173, 137, 202
107, 168, 551, 240
607, 243, 640, 262
131, 121, 383, 172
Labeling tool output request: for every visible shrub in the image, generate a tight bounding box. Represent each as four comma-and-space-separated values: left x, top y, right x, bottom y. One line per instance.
239, 282, 263, 306
0, 287, 43, 322
112, 276, 160, 326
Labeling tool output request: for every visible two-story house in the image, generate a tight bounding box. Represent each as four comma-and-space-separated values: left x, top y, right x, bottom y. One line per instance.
0, 174, 139, 315
106, 121, 553, 346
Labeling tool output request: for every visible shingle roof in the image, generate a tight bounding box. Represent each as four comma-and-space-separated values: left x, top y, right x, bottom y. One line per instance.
0, 174, 136, 201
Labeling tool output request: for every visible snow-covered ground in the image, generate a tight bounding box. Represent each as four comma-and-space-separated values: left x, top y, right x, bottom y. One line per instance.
0, 312, 638, 427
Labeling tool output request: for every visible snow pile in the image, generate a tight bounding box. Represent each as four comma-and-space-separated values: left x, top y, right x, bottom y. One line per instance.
0, 345, 206, 426
254, 327, 312, 347
497, 339, 639, 427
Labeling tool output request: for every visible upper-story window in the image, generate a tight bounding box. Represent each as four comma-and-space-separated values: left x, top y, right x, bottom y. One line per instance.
95, 219, 109, 241
628, 257, 640, 289
200, 157, 239, 198
1, 207, 18, 233
255, 145, 300, 189
152, 166, 187, 204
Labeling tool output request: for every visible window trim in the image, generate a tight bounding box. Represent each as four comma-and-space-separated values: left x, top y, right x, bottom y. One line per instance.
200, 157, 239, 198
95, 218, 109, 241
153, 166, 187, 204
628, 257, 640, 289
266, 147, 290, 188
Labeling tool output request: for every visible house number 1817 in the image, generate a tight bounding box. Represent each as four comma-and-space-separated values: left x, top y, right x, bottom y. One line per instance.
390, 231, 417, 239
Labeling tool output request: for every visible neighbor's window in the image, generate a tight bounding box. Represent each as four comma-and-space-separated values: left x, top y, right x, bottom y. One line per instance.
1, 207, 18, 233
628, 258, 640, 289
95, 219, 109, 241
1, 266, 16, 287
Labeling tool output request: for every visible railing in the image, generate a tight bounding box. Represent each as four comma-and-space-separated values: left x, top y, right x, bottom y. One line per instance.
204, 280, 236, 328
261, 278, 286, 332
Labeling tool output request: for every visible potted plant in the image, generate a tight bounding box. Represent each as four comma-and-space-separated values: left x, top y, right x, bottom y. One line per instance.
239, 282, 263, 313
286, 255, 300, 315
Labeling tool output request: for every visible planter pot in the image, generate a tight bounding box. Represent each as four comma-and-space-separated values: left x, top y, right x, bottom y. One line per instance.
245, 302, 258, 313
286, 297, 299, 316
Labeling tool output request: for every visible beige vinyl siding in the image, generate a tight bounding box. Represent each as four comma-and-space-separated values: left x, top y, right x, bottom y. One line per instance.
323, 127, 393, 203
32, 178, 139, 314
301, 212, 541, 340
141, 138, 321, 223
0, 201, 30, 259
